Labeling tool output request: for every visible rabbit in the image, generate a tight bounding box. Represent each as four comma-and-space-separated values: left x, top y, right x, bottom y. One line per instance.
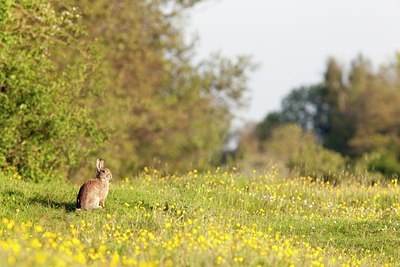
76, 159, 112, 210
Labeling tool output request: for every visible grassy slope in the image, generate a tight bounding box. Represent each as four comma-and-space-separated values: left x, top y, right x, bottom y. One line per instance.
0, 168, 399, 266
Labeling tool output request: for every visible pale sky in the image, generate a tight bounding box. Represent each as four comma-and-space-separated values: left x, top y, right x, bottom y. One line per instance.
188, 0, 400, 124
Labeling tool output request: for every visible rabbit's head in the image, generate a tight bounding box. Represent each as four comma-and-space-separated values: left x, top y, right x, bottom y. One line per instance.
95, 159, 112, 181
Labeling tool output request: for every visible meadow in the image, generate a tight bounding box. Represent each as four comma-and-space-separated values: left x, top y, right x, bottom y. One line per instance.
1, 167, 399, 266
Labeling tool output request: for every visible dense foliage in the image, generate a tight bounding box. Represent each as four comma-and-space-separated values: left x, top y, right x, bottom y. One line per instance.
55, 0, 254, 179
0, 0, 254, 181
0, 0, 107, 181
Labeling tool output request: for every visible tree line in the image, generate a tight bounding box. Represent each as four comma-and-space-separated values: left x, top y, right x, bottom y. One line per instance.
0, 0, 254, 181
241, 55, 400, 182
3, 0, 399, 182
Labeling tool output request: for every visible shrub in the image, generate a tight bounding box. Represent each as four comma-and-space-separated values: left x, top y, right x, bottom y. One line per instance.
265, 124, 346, 182
0, 1, 107, 181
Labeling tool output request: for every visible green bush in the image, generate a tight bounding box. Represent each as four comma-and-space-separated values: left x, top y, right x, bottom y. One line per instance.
0, 1, 107, 181
265, 124, 346, 183
366, 150, 400, 179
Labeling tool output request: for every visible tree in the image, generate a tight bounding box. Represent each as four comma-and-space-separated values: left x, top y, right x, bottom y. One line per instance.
280, 85, 330, 139
55, 0, 254, 178
256, 54, 400, 179
0, 0, 107, 181
256, 112, 282, 142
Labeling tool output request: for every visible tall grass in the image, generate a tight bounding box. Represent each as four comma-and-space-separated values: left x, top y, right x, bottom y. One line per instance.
0, 167, 399, 266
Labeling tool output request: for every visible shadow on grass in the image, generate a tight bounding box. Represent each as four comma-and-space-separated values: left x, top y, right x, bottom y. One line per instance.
4, 189, 25, 197
29, 197, 76, 213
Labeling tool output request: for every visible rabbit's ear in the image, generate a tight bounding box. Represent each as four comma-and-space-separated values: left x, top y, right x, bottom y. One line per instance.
96, 159, 104, 171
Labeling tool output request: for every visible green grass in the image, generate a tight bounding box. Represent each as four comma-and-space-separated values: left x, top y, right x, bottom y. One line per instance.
1, 168, 399, 266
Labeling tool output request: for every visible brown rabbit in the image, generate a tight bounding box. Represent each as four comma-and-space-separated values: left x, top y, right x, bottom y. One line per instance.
76, 159, 112, 210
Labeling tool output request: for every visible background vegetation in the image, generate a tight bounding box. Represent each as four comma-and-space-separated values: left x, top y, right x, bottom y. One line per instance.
239, 55, 400, 182
0, 0, 254, 182
1, 0, 400, 184
0, 0, 107, 181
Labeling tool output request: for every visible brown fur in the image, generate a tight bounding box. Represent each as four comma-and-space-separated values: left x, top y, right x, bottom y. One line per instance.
76, 159, 112, 211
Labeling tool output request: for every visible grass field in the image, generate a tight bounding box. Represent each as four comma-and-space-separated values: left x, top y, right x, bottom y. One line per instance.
1, 167, 399, 266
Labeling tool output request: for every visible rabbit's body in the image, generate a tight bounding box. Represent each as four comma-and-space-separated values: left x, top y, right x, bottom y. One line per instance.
76, 159, 112, 211
76, 178, 109, 210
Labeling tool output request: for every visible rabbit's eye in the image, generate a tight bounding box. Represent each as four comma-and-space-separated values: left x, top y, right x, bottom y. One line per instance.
101, 170, 106, 173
